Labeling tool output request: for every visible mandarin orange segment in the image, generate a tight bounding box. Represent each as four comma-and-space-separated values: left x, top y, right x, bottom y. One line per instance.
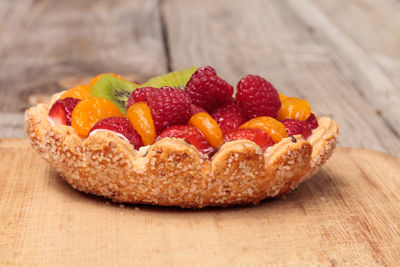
60, 85, 91, 100
71, 97, 123, 137
277, 97, 311, 122
188, 112, 223, 148
279, 93, 289, 103
126, 102, 156, 146
240, 116, 288, 143
89, 73, 125, 88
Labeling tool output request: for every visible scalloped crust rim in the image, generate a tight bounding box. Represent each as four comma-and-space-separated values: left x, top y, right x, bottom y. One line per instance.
25, 104, 338, 208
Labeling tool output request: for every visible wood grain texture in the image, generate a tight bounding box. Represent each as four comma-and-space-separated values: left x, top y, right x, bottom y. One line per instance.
0, 0, 167, 113
310, 0, 400, 112
288, 0, 400, 143
161, 0, 400, 156
0, 139, 399, 266
0, 113, 26, 138
1, 0, 400, 155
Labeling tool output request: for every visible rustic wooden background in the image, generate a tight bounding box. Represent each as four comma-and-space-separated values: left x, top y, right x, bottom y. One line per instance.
0, 0, 399, 156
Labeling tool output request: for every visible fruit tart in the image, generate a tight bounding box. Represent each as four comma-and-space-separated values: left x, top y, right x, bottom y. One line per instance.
25, 66, 338, 208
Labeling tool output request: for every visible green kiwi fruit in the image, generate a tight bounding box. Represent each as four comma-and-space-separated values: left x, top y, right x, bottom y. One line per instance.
140, 66, 198, 89
91, 74, 138, 113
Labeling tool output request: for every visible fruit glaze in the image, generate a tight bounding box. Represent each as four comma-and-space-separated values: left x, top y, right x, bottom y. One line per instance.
25, 66, 338, 208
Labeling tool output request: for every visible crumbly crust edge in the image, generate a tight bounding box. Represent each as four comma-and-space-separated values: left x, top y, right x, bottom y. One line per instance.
25, 103, 338, 208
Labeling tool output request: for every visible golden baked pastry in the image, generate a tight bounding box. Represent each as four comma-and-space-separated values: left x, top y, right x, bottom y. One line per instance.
25, 106, 337, 208
25, 68, 338, 208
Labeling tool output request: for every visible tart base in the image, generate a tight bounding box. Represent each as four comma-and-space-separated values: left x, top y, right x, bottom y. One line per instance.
25, 104, 338, 208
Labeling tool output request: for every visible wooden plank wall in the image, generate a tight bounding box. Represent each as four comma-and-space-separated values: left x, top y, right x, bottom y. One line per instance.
0, 0, 399, 156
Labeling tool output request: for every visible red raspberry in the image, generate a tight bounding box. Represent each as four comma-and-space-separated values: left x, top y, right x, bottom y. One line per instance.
282, 119, 312, 138
130, 86, 192, 133
126, 87, 156, 110
48, 97, 81, 126
156, 125, 213, 154
189, 103, 206, 117
185, 66, 233, 112
211, 101, 246, 135
305, 113, 318, 130
236, 75, 281, 119
223, 128, 275, 150
127, 86, 192, 132
90, 117, 144, 149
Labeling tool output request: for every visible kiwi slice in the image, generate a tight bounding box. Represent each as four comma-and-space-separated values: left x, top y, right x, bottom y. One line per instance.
91, 74, 138, 113
140, 66, 198, 89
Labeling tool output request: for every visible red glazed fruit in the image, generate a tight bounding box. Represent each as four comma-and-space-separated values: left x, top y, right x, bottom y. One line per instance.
185, 66, 233, 112
157, 125, 213, 154
189, 103, 206, 117
211, 101, 246, 135
126, 87, 156, 110
48, 97, 81, 126
127, 86, 192, 133
282, 119, 312, 139
147, 87, 192, 132
90, 117, 144, 149
236, 75, 281, 119
305, 113, 318, 130
224, 128, 275, 150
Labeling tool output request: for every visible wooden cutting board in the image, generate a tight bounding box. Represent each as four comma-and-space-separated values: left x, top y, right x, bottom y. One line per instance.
1, 138, 399, 266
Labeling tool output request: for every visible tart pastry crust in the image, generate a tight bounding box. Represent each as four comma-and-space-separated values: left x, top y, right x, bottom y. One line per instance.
25, 103, 338, 208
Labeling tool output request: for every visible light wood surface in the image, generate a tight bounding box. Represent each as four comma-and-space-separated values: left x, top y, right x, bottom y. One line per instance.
1, 138, 400, 266
0, 0, 399, 157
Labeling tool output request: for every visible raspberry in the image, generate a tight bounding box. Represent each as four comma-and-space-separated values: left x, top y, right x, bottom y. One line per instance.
224, 128, 275, 150
48, 97, 81, 126
282, 119, 312, 139
156, 125, 213, 154
136, 86, 193, 132
211, 101, 246, 135
189, 103, 206, 117
126, 87, 156, 110
236, 75, 281, 119
90, 117, 144, 149
185, 66, 233, 112
127, 87, 191, 132
305, 113, 318, 130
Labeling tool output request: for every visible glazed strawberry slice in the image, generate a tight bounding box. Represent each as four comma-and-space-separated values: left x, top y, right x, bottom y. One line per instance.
223, 128, 275, 150
90, 117, 144, 149
211, 100, 246, 135
48, 97, 81, 126
156, 125, 213, 154
305, 113, 318, 130
282, 119, 312, 138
